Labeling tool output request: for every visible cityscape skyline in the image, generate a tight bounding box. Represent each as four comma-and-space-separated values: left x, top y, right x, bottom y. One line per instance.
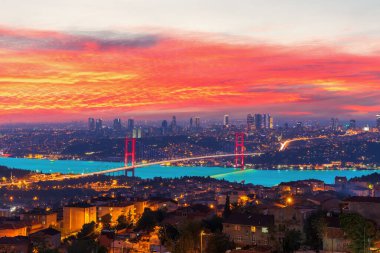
1, 113, 380, 128
1, 2, 380, 253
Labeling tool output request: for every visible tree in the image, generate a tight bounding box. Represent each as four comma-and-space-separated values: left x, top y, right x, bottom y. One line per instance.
170, 221, 202, 253
303, 211, 326, 252
223, 195, 231, 219
283, 229, 302, 253
101, 213, 112, 229
116, 214, 128, 230
159, 224, 180, 249
68, 239, 96, 253
67, 222, 105, 253
155, 208, 166, 223
77, 221, 97, 240
127, 209, 134, 225
205, 233, 235, 253
202, 215, 223, 233
135, 208, 157, 232
340, 213, 377, 253
37, 249, 59, 253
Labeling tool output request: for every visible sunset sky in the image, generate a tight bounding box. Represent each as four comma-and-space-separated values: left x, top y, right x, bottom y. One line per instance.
1, 0, 380, 123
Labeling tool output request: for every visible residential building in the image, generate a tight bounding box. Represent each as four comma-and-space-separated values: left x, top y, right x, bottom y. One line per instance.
341, 197, 380, 226
223, 213, 274, 247
63, 203, 97, 235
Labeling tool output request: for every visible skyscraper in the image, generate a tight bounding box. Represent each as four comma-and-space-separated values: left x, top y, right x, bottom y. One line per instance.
162, 120, 168, 135
189, 117, 193, 128
262, 113, 272, 129
269, 116, 274, 129
349, 119, 356, 130
95, 119, 103, 131
223, 114, 229, 127
254, 114, 262, 130
88, 118, 95, 131
263, 114, 268, 129
127, 119, 135, 131
376, 114, 380, 129
247, 114, 254, 130
195, 117, 201, 129
171, 116, 177, 133
331, 118, 339, 131
132, 128, 137, 138
113, 118, 122, 131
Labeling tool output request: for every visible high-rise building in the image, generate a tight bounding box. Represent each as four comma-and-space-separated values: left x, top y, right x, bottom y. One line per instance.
161, 120, 168, 135
263, 114, 268, 129
247, 114, 254, 130
296, 121, 303, 129
224, 114, 229, 127
95, 119, 103, 131
349, 119, 356, 130
189, 117, 193, 128
377, 114, 380, 129
254, 114, 262, 130
137, 127, 142, 138
269, 116, 274, 129
88, 118, 95, 131
171, 116, 177, 133
331, 118, 339, 131
113, 118, 122, 131
195, 117, 201, 128
262, 113, 272, 129
127, 119, 135, 131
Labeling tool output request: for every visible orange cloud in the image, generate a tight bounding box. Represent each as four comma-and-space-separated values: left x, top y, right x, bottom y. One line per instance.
0, 26, 380, 123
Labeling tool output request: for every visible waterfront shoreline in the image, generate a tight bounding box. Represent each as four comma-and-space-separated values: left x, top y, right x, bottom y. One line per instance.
0, 157, 377, 187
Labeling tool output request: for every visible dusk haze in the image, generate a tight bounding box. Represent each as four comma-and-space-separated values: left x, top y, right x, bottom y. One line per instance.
0, 1, 380, 253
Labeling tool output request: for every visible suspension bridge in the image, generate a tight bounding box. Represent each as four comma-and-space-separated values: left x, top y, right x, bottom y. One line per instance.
0, 133, 263, 186
86, 132, 259, 177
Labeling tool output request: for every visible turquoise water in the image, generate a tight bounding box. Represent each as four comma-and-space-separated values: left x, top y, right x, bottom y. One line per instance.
0, 157, 376, 186
212, 169, 375, 186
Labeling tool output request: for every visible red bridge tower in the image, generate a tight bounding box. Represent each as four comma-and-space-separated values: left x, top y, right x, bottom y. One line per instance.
124, 137, 136, 177
235, 132, 245, 170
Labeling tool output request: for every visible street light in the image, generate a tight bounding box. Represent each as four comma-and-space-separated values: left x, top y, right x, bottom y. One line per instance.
200, 230, 206, 253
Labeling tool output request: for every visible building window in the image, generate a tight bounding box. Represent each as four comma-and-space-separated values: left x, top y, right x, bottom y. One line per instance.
251, 226, 256, 233
236, 236, 242, 241
262, 227, 269, 233
234, 225, 241, 231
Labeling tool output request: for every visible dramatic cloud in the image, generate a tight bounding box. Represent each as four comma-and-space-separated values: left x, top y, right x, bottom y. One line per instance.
0, 26, 379, 123
0, 27, 159, 51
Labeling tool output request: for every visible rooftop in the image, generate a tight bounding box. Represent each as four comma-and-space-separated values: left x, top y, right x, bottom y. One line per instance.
344, 196, 380, 203
23, 208, 55, 215
30, 227, 61, 236
65, 202, 94, 208
223, 213, 274, 227
0, 236, 29, 245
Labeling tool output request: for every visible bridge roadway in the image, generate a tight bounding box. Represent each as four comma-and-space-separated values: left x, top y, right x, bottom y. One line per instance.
0, 153, 263, 186
79, 152, 263, 177
279, 132, 359, 151
279, 136, 328, 151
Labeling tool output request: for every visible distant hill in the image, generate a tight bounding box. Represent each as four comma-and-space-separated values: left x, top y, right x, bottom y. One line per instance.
0, 165, 33, 178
